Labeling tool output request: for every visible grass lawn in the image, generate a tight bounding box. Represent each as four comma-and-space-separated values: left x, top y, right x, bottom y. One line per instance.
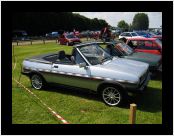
12, 43, 162, 124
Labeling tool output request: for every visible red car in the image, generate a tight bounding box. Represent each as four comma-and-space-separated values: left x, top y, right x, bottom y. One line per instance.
58, 34, 81, 46
126, 37, 162, 55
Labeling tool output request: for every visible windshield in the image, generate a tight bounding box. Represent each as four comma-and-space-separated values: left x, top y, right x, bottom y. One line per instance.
66, 34, 76, 39
155, 39, 162, 48
131, 32, 138, 36
114, 42, 134, 55
78, 44, 113, 65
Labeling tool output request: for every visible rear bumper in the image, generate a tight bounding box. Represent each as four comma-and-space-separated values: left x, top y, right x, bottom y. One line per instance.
137, 73, 151, 91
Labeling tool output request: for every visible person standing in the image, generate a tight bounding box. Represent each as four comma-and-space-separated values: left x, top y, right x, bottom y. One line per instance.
100, 25, 111, 42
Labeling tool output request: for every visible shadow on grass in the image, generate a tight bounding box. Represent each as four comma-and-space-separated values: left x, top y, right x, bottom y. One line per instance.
150, 70, 162, 81
44, 84, 101, 102
127, 86, 162, 113
42, 84, 161, 113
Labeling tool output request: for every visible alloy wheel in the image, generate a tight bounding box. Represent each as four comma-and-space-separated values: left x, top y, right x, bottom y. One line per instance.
102, 87, 121, 106
31, 75, 43, 90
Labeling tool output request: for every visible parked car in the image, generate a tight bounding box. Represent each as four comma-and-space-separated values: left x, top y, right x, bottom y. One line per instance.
58, 34, 81, 46
46, 32, 60, 39
135, 31, 151, 38
119, 32, 143, 39
21, 42, 150, 106
80, 31, 89, 38
73, 31, 80, 37
138, 31, 162, 41
12, 30, 30, 41
100, 41, 162, 72
125, 37, 162, 55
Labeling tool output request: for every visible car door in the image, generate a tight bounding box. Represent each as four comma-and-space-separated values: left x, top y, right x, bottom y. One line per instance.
135, 40, 161, 55
49, 49, 98, 90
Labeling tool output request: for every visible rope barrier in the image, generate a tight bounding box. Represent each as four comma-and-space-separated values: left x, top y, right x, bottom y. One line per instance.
12, 78, 70, 124
12, 45, 70, 124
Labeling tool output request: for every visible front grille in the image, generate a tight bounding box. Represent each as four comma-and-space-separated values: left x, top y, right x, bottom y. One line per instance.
139, 69, 149, 85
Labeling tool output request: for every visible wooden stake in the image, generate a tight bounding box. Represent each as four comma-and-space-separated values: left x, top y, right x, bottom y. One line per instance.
129, 103, 137, 124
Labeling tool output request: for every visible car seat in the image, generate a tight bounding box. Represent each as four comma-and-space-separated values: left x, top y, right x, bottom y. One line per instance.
57, 50, 71, 62
105, 44, 112, 55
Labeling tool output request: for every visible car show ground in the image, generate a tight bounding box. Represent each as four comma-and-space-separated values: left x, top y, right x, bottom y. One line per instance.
12, 43, 162, 124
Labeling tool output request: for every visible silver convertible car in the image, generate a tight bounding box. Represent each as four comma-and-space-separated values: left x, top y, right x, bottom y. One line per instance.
22, 42, 150, 106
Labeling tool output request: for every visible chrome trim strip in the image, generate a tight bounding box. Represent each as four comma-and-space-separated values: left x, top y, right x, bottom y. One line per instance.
23, 67, 139, 84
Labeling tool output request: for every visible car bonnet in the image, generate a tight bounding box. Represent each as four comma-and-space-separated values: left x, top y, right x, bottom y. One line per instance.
129, 52, 161, 64
97, 57, 149, 78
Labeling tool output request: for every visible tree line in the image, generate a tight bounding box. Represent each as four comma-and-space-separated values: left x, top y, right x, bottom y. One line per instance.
117, 13, 149, 31
12, 12, 109, 36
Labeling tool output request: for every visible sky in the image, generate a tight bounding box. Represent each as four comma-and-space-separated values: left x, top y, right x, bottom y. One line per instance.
74, 12, 162, 28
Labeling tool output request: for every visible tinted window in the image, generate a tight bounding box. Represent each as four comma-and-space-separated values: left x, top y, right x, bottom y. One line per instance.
126, 33, 131, 36
137, 32, 146, 35
121, 33, 126, 36
131, 32, 138, 36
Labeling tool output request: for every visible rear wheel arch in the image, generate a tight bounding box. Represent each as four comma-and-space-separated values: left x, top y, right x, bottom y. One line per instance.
97, 82, 128, 106
29, 71, 47, 90
29, 71, 46, 82
97, 81, 126, 94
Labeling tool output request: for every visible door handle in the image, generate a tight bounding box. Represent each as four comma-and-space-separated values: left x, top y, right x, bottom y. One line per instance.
54, 65, 58, 68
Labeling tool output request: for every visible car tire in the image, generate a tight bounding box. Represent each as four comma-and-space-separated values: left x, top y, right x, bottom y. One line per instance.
101, 85, 125, 106
30, 74, 45, 90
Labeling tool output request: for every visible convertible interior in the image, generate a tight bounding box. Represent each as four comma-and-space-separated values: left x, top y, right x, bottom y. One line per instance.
43, 49, 86, 65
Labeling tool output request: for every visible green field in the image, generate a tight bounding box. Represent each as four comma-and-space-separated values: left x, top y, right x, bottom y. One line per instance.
12, 43, 162, 124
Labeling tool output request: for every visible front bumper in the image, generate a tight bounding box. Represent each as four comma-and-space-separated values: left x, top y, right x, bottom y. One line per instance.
137, 73, 151, 91
158, 64, 162, 72
127, 73, 151, 94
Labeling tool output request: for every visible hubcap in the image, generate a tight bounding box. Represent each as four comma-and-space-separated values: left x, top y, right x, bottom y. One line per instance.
31, 75, 43, 89
102, 87, 121, 106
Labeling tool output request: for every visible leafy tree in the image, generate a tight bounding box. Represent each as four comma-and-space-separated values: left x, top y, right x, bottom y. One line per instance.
12, 12, 109, 36
132, 13, 149, 30
129, 23, 133, 31
117, 20, 129, 31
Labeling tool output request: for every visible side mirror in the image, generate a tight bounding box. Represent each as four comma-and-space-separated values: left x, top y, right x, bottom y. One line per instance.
79, 62, 86, 68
